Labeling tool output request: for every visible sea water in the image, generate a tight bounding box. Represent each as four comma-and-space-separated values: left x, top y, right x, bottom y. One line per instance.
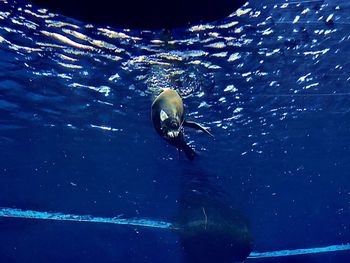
0, 0, 349, 262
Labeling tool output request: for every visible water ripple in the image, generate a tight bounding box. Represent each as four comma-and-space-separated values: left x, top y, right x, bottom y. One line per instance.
0, 0, 349, 143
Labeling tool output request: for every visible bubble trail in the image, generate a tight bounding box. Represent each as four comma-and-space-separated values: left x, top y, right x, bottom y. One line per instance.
1, 207, 349, 259
248, 244, 350, 259
0, 207, 174, 229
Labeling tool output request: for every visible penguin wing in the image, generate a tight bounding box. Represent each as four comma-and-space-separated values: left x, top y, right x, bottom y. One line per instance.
183, 120, 214, 137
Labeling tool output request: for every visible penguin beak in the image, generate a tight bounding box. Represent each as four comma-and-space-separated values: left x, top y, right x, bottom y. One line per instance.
167, 131, 179, 138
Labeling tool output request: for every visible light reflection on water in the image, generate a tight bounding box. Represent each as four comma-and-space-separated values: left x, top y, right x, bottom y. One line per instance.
1, 0, 349, 152
1, 0, 350, 253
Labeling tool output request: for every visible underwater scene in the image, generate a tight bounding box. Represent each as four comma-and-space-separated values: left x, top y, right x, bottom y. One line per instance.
0, 0, 350, 262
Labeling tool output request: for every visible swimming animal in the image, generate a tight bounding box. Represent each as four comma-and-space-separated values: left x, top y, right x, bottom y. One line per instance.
151, 88, 213, 160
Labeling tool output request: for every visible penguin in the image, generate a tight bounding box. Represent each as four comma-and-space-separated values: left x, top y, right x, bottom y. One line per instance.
151, 88, 213, 160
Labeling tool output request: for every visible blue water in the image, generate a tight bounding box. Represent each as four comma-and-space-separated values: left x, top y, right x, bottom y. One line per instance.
1, 0, 350, 262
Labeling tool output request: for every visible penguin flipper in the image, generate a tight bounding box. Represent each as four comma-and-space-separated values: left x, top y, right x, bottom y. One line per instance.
183, 120, 214, 137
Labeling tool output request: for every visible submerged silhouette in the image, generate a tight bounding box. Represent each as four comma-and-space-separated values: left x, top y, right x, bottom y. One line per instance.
174, 169, 253, 262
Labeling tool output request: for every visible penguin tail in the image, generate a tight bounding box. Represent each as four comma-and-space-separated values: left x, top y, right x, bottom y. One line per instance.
179, 143, 196, 161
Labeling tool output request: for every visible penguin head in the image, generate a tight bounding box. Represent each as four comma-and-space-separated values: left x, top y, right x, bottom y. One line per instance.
160, 110, 182, 139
